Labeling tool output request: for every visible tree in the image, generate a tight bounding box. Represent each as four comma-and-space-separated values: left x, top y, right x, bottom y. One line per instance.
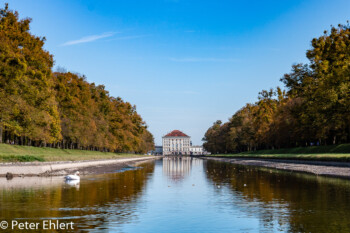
0, 4, 154, 152
203, 23, 350, 153
306, 24, 350, 144
0, 4, 61, 145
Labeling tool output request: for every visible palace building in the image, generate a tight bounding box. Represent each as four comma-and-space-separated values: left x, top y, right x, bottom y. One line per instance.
162, 130, 191, 155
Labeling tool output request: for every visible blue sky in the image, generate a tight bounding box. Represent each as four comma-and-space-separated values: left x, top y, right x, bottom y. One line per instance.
4, 0, 350, 145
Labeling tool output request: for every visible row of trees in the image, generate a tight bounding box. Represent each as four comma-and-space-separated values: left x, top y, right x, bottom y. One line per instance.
203, 23, 350, 154
0, 4, 154, 153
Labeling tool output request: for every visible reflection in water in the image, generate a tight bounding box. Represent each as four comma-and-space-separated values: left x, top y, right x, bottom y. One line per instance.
0, 162, 155, 232
0, 176, 64, 190
205, 160, 350, 233
0, 159, 350, 232
162, 157, 192, 181
162, 157, 203, 182
65, 179, 80, 190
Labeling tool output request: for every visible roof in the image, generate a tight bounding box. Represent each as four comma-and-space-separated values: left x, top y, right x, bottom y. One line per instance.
163, 130, 189, 137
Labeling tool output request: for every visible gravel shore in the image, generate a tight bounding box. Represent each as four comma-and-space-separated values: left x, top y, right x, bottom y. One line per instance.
0, 156, 157, 177
203, 157, 350, 179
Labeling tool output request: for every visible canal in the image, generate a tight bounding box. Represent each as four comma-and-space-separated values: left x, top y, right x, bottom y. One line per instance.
1, 158, 350, 232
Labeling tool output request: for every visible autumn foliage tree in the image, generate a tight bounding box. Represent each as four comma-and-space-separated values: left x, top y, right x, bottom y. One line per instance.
203, 23, 350, 153
0, 4, 154, 153
53, 71, 154, 153
0, 4, 61, 146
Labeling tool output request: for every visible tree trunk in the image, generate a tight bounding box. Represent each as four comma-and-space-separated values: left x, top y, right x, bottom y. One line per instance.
0, 125, 2, 143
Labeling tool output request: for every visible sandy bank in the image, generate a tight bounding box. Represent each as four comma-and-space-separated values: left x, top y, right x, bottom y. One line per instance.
203, 157, 350, 179
0, 156, 156, 177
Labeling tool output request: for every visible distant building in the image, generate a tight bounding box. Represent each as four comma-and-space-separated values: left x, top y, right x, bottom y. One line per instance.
162, 130, 191, 155
148, 146, 163, 155
154, 146, 163, 155
190, 145, 204, 155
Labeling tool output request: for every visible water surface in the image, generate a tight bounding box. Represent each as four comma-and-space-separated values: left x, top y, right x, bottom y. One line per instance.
1, 158, 350, 232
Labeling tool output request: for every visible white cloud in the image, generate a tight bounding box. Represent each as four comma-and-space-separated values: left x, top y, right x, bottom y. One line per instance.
168, 57, 238, 62
107, 34, 151, 41
61, 32, 115, 46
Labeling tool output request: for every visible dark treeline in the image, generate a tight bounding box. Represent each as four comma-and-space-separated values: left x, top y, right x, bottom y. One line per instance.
0, 4, 154, 153
203, 23, 350, 154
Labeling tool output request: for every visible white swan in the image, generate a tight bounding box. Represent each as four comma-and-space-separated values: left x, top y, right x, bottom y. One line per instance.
65, 179, 80, 187
65, 171, 80, 181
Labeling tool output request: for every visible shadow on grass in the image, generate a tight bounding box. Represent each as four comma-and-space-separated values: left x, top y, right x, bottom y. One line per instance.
1, 155, 45, 162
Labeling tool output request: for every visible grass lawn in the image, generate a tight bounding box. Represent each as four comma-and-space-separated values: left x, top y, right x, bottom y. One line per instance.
207, 143, 350, 162
0, 143, 148, 163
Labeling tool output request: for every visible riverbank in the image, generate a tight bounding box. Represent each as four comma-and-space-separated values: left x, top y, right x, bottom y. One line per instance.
203, 157, 350, 179
0, 156, 157, 177
206, 143, 350, 162
0, 144, 145, 162
0, 144, 158, 177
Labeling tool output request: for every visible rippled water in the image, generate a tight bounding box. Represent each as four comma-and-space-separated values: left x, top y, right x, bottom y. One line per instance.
1, 158, 350, 232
